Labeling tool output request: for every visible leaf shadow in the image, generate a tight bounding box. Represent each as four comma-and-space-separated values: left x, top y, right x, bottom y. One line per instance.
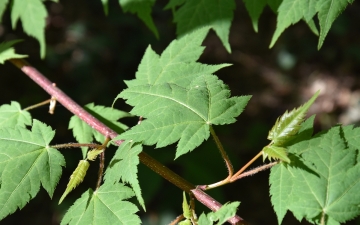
108, 159, 121, 168
285, 153, 318, 177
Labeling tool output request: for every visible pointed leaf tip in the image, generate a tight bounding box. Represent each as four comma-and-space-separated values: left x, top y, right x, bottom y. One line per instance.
263, 145, 290, 163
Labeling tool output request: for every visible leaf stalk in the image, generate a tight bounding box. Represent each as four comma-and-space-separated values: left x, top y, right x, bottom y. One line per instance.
51, 143, 101, 149
210, 126, 233, 177
23, 98, 52, 111
96, 137, 110, 190
231, 151, 263, 179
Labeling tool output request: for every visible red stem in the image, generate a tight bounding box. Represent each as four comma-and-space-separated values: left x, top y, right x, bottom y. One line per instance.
9, 59, 246, 225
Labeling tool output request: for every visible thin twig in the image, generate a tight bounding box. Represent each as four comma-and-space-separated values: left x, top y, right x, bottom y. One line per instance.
230, 161, 279, 182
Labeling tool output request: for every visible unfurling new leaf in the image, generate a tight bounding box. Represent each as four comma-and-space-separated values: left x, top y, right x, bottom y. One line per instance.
59, 160, 90, 204
87, 149, 103, 161
263, 91, 319, 163
182, 192, 191, 219
268, 91, 319, 147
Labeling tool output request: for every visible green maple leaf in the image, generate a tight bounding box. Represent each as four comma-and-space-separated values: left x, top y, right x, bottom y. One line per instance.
118, 0, 158, 38
270, 0, 353, 49
269, 116, 316, 224
116, 75, 251, 158
0, 120, 65, 220
104, 140, 145, 210
271, 126, 360, 224
269, 163, 294, 224
267, 0, 282, 12
125, 28, 230, 88
115, 29, 250, 158
0, 101, 31, 128
61, 182, 140, 225
163, 0, 185, 10
69, 103, 131, 158
11, 0, 47, 58
0, 40, 27, 64
316, 0, 354, 49
167, 0, 235, 52
270, 0, 318, 48
0, 0, 8, 22
243, 0, 267, 32
101, 0, 109, 15
197, 202, 240, 225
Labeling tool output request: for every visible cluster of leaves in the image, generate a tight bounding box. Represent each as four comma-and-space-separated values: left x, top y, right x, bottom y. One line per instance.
0, 0, 354, 60
0, 0, 359, 225
0, 101, 142, 224
0, 28, 247, 224
269, 119, 360, 225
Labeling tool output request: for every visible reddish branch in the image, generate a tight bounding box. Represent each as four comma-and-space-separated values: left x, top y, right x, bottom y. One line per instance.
9, 59, 246, 225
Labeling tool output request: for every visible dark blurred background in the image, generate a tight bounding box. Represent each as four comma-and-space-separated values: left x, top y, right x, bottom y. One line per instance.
1, 0, 360, 224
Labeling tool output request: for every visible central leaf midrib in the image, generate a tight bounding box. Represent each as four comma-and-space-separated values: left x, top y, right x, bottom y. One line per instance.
0, 150, 45, 214
0, 137, 45, 147
134, 91, 207, 121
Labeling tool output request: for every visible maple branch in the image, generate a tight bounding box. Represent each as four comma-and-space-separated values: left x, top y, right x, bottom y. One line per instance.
10, 58, 246, 225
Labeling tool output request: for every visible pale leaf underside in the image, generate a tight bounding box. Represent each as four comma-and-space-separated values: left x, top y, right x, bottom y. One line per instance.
11, 0, 47, 58
61, 183, 140, 225
0, 101, 31, 128
170, 0, 235, 52
119, 0, 158, 38
0, 120, 65, 220
104, 140, 145, 209
270, 0, 353, 49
